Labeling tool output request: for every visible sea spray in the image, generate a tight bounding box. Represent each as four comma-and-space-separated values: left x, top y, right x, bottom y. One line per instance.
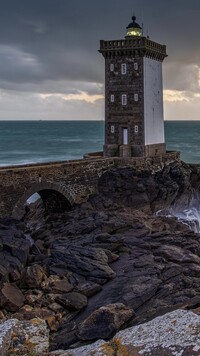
156, 191, 200, 233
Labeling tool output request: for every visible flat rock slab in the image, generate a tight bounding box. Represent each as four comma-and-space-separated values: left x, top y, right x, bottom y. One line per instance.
51, 310, 200, 356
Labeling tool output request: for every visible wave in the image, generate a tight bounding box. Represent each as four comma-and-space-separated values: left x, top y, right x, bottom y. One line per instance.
156, 193, 200, 233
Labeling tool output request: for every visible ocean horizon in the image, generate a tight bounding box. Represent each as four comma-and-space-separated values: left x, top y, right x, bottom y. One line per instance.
0, 120, 200, 166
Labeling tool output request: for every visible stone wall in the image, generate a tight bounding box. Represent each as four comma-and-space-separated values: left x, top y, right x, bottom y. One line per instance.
0, 152, 180, 219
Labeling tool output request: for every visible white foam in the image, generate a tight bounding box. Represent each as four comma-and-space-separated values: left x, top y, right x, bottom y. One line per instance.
156, 193, 200, 233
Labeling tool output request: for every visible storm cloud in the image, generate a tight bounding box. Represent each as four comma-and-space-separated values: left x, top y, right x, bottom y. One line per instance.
0, 0, 200, 120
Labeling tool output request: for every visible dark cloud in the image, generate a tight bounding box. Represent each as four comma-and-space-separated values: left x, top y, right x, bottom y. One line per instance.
0, 0, 200, 119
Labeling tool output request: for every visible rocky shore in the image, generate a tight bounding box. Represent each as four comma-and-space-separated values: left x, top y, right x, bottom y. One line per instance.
1, 160, 200, 354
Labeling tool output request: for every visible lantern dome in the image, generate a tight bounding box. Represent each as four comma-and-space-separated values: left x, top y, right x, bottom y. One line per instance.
126, 15, 142, 37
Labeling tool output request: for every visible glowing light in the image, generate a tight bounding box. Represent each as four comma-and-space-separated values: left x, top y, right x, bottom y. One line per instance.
126, 28, 142, 37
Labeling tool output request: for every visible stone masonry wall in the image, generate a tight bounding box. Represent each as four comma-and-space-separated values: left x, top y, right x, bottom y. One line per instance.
0, 152, 179, 219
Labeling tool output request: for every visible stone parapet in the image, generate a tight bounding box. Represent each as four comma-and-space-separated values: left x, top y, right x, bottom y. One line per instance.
99, 37, 167, 61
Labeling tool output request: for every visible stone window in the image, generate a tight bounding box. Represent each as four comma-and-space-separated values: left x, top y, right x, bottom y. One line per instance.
110, 63, 114, 71
121, 63, 127, 75
111, 125, 115, 133
122, 94, 127, 106
110, 94, 115, 102
134, 125, 139, 134
134, 93, 139, 102
134, 63, 138, 70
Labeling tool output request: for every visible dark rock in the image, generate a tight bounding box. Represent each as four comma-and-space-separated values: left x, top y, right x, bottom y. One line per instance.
13, 305, 54, 321
75, 282, 102, 297
25, 289, 43, 304
0, 283, 25, 311
1, 236, 30, 265
87, 277, 108, 285
95, 233, 111, 242
77, 303, 135, 340
56, 292, 87, 311
51, 330, 78, 351
51, 279, 74, 293
51, 246, 116, 280
0, 264, 9, 283
3, 161, 200, 351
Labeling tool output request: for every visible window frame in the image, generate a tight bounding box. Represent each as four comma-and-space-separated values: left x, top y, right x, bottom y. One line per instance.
121, 63, 127, 75
134, 125, 139, 134
111, 125, 115, 134
134, 93, 139, 102
110, 63, 114, 71
122, 94, 127, 106
110, 94, 115, 103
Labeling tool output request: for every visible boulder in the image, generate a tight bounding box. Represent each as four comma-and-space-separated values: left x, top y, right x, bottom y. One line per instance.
25, 289, 43, 304
0, 283, 25, 312
2, 237, 30, 265
75, 281, 102, 297
20, 264, 46, 288
0, 318, 49, 355
77, 303, 134, 340
56, 292, 87, 311
51, 279, 74, 293
41, 275, 73, 293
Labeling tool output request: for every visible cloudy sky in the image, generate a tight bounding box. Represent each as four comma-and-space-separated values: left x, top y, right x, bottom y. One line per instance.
0, 0, 200, 120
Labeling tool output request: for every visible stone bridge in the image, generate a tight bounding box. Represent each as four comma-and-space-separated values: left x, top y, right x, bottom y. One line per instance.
0, 152, 179, 219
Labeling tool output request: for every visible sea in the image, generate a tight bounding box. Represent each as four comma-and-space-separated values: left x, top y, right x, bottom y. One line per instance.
0, 120, 200, 166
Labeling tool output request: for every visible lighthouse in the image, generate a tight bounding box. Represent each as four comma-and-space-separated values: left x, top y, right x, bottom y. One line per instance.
99, 15, 167, 158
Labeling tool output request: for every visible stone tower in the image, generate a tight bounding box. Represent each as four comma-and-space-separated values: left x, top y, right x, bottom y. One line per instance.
99, 15, 167, 158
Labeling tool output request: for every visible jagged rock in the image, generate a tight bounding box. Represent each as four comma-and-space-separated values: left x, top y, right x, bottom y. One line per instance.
41, 275, 73, 293
51, 279, 74, 293
48, 302, 65, 313
77, 303, 135, 341
52, 330, 79, 351
56, 292, 87, 311
51, 246, 116, 280
25, 289, 44, 304
0, 264, 9, 284
98, 164, 191, 213
0, 219, 29, 288
75, 281, 102, 297
20, 264, 47, 288
159, 244, 200, 264
46, 314, 62, 332
13, 306, 54, 321
1, 237, 30, 265
3, 161, 200, 351
0, 283, 25, 312
13, 304, 33, 320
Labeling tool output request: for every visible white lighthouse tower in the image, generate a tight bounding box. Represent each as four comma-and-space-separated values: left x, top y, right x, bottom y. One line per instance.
99, 15, 167, 158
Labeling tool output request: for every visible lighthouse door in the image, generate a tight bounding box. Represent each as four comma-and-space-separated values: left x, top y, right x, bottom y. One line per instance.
123, 128, 128, 145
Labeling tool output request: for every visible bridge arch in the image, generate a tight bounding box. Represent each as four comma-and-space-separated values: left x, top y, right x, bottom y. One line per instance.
12, 181, 75, 220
